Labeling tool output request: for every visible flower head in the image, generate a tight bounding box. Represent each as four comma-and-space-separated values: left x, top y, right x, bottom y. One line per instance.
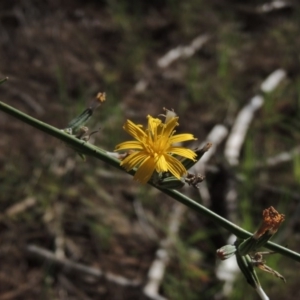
115, 112, 197, 183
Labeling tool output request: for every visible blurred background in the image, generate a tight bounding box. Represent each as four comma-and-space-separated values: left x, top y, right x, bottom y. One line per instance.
1, 0, 300, 299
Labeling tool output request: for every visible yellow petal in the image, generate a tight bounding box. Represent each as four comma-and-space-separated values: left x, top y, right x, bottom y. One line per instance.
115, 140, 144, 151
165, 155, 187, 179
121, 151, 148, 171
155, 155, 169, 173
168, 147, 197, 160
162, 117, 179, 138
169, 133, 196, 144
134, 156, 156, 183
124, 119, 146, 142
147, 115, 162, 136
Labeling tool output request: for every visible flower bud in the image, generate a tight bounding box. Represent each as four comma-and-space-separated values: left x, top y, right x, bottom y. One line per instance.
216, 244, 237, 260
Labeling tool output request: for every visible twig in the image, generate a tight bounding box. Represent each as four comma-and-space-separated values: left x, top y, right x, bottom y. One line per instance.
0, 100, 124, 170
225, 69, 286, 166
219, 69, 287, 297
224, 95, 264, 166
26, 244, 141, 287
190, 125, 228, 207
134, 34, 210, 93
157, 34, 210, 68
260, 69, 286, 93
258, 1, 292, 14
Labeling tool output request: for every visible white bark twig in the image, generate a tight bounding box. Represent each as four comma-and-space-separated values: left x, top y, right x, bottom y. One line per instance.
192, 125, 229, 168
258, 1, 292, 14
225, 69, 286, 166
260, 69, 286, 93
157, 34, 210, 69
218, 69, 286, 298
134, 34, 210, 93
191, 125, 228, 207
224, 95, 264, 166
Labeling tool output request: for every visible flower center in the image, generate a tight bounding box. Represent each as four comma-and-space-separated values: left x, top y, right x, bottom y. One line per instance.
143, 134, 169, 158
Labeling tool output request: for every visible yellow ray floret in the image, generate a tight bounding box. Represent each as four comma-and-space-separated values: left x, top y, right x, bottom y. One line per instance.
115, 114, 197, 183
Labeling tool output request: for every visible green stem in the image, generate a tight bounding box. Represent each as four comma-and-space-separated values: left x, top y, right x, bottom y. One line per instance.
0, 100, 299, 263
158, 188, 300, 262
0, 100, 124, 171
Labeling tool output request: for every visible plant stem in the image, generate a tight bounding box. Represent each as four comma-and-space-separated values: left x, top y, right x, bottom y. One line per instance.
0, 100, 123, 171
0, 100, 300, 263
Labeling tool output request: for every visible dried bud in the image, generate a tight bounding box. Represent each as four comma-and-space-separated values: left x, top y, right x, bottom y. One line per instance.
254, 206, 285, 239
238, 207, 285, 256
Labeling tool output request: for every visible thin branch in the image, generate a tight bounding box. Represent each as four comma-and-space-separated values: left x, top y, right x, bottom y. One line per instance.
258, 1, 292, 14
225, 69, 286, 166
0, 100, 300, 262
134, 34, 210, 93
0, 100, 124, 171
191, 124, 228, 206
224, 95, 264, 166
260, 69, 286, 93
157, 34, 210, 68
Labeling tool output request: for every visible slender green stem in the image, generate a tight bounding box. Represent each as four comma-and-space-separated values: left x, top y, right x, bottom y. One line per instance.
0, 100, 299, 263
0, 100, 124, 171
158, 188, 300, 262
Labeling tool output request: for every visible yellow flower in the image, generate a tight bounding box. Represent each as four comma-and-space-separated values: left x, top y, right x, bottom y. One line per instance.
115, 114, 197, 183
